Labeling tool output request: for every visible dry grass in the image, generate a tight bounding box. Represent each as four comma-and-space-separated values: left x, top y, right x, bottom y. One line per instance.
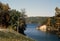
0, 30, 35, 41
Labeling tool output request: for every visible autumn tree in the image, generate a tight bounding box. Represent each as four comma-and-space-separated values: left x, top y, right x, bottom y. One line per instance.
0, 2, 10, 28
55, 7, 60, 17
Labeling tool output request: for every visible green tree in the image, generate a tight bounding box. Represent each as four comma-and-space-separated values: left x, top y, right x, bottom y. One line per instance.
9, 10, 21, 27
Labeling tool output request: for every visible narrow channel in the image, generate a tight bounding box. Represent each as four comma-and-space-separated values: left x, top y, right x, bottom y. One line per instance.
25, 24, 60, 41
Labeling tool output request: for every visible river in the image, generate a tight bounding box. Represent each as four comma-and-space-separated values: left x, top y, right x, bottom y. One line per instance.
25, 24, 60, 41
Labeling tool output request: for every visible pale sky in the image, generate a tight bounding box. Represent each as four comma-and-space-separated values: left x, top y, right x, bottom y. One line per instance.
0, 0, 60, 17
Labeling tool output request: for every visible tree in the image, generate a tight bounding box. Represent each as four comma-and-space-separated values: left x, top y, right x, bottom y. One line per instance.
9, 10, 21, 28
0, 2, 27, 35
0, 2, 10, 28
9, 9, 27, 35
20, 8, 27, 18
55, 7, 60, 17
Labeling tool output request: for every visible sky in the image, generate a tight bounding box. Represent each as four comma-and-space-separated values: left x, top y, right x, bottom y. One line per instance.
0, 0, 60, 17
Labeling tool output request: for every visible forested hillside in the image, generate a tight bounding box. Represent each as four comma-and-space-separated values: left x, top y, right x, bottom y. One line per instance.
26, 17, 48, 24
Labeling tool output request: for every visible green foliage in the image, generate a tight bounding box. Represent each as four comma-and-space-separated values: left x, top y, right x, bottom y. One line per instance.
9, 10, 21, 26
26, 17, 48, 24
9, 9, 27, 30
0, 2, 27, 30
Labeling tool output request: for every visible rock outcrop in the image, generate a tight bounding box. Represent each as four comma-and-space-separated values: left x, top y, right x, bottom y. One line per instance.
36, 25, 47, 32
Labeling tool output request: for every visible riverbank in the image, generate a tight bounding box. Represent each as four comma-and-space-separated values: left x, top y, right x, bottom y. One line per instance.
0, 29, 35, 41
36, 24, 60, 38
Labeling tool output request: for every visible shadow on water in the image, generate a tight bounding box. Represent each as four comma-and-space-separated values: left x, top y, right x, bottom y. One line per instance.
25, 24, 60, 41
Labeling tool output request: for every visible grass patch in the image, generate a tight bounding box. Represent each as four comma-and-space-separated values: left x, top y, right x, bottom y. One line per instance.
0, 30, 35, 41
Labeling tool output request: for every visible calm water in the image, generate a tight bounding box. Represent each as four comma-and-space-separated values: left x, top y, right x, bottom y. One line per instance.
25, 24, 60, 41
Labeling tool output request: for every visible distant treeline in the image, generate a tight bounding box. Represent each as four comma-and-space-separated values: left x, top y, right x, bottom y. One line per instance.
26, 17, 48, 24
